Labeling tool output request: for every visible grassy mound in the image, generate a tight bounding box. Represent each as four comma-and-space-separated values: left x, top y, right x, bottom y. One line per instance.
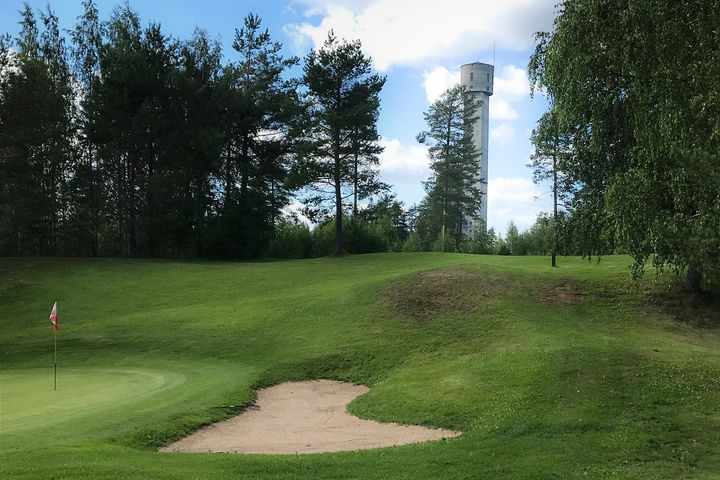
1, 254, 720, 479
381, 268, 509, 320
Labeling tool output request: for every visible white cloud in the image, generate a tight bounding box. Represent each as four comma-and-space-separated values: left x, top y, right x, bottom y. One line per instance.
282, 201, 313, 225
490, 124, 515, 145
490, 65, 529, 121
377, 138, 428, 210
421, 66, 459, 104
492, 98, 519, 121
488, 177, 548, 232
494, 65, 530, 100
286, 0, 556, 71
0, 47, 18, 78
378, 137, 430, 184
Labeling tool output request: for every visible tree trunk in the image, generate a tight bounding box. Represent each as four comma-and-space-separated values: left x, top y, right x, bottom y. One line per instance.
441, 173, 447, 251
684, 266, 702, 293
455, 208, 462, 251
147, 149, 155, 257
353, 149, 358, 217
127, 155, 137, 257
270, 176, 276, 227
442, 115, 452, 252
332, 80, 345, 256
552, 138, 558, 268
224, 142, 232, 209
334, 164, 344, 255
90, 146, 98, 257
240, 137, 249, 204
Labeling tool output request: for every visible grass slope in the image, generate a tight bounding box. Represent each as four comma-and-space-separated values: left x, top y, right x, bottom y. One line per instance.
1, 254, 719, 479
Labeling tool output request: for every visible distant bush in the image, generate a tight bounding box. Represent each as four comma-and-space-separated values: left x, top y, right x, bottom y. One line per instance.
432, 233, 456, 253
345, 219, 388, 254
402, 233, 423, 252
267, 221, 314, 259
313, 218, 387, 255
460, 221, 496, 254
496, 239, 511, 256
268, 216, 391, 258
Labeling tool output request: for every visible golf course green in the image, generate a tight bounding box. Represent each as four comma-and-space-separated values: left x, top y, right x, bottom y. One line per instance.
1, 254, 720, 479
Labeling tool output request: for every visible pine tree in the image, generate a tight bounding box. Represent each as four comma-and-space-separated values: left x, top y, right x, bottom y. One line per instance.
171, 28, 224, 256
348, 81, 385, 217
89, 4, 143, 256
0, 4, 73, 255
294, 32, 385, 255
38, 5, 74, 255
69, 0, 104, 256
416, 85, 482, 251
528, 108, 573, 267
212, 13, 298, 257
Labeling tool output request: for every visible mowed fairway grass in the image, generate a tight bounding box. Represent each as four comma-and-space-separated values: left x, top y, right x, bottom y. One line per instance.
2, 254, 720, 479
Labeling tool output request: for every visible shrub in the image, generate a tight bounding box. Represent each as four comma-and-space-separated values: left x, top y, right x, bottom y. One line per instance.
267, 221, 314, 258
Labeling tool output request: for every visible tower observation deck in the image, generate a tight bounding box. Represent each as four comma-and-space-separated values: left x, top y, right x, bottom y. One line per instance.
460, 62, 493, 236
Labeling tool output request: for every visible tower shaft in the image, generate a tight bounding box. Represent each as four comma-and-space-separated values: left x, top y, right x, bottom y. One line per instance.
460, 62, 493, 236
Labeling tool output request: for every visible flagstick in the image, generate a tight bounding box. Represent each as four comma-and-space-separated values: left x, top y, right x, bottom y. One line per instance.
54, 331, 57, 391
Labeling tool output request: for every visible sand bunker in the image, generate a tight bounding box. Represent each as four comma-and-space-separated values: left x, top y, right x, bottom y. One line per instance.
160, 379, 460, 454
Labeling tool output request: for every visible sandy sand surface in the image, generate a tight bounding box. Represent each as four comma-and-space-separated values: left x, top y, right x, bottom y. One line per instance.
160, 379, 460, 454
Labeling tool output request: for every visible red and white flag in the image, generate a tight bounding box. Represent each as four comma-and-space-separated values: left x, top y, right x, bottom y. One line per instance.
49, 302, 59, 333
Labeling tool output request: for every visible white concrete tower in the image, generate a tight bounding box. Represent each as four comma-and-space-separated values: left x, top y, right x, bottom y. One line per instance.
460, 62, 493, 236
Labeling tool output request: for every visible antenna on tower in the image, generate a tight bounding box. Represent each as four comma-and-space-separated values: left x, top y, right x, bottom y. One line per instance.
493, 41, 496, 66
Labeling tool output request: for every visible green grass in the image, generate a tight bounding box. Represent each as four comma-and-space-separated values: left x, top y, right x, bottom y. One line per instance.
1, 253, 720, 479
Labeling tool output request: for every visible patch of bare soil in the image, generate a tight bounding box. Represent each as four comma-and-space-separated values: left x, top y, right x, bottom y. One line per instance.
541, 281, 585, 304
382, 268, 510, 320
160, 380, 460, 454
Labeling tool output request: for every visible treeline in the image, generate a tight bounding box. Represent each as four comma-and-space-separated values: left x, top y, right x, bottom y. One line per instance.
399, 213, 581, 257
271, 196, 410, 258
0, 2, 386, 258
530, 0, 720, 291
272, 211, 570, 258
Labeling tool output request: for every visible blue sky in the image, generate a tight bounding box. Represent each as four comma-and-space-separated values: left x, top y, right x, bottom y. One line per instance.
0, 0, 557, 233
